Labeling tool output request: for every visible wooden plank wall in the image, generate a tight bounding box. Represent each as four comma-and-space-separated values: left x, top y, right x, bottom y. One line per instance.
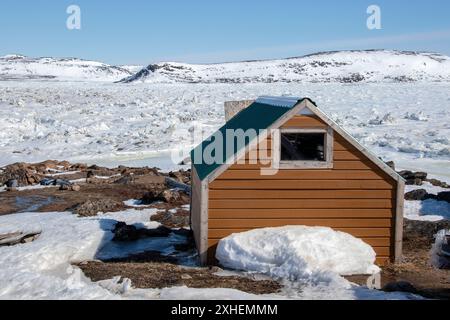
207, 115, 397, 266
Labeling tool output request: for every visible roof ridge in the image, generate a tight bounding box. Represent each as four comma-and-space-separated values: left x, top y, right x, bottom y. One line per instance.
255, 96, 303, 108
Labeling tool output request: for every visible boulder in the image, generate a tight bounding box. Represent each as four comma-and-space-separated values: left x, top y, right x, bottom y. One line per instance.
404, 189, 433, 201
398, 170, 428, 186
426, 178, 450, 188
113, 222, 140, 241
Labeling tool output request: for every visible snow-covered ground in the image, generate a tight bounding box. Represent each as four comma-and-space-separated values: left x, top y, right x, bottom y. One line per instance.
0, 81, 449, 179
0, 209, 419, 300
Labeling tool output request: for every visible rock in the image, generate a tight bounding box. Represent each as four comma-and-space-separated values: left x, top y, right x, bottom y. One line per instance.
398, 171, 428, 185
86, 170, 95, 178
60, 184, 80, 191
414, 172, 428, 180
0, 232, 40, 246
59, 184, 71, 191
141, 189, 187, 204
113, 174, 134, 185
112, 222, 172, 242
113, 222, 140, 241
399, 170, 416, 180
141, 190, 165, 204
151, 209, 190, 228
426, 179, 450, 188
209, 266, 223, 273
181, 274, 192, 280
6, 187, 17, 192
169, 170, 191, 184
70, 163, 88, 171
161, 190, 181, 203
40, 178, 55, 186
6, 179, 19, 188
382, 281, 418, 294
73, 199, 124, 217
406, 178, 423, 186
54, 179, 72, 187
437, 192, 450, 203
385, 161, 395, 171
404, 189, 435, 201
22, 233, 40, 243
169, 171, 185, 183
0, 163, 43, 186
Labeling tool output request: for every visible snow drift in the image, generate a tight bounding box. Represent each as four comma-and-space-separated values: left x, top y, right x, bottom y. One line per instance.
216, 226, 380, 281
119, 50, 450, 84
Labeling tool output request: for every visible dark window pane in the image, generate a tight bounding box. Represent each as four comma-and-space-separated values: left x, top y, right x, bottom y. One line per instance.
280, 133, 325, 161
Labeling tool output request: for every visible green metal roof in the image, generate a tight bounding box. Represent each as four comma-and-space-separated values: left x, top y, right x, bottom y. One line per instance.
191, 96, 308, 181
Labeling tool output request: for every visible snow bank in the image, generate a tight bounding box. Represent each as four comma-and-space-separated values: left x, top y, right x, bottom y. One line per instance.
0, 209, 157, 299
216, 226, 380, 282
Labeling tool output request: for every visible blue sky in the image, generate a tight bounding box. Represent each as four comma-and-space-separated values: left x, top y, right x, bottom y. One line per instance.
1, 0, 450, 65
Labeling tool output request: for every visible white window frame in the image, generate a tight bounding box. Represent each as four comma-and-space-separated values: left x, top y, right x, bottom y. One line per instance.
272, 127, 334, 169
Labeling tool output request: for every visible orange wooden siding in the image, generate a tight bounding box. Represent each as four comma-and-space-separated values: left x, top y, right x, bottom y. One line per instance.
207, 115, 398, 266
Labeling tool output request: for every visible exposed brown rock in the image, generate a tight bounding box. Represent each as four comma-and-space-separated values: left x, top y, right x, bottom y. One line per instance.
72, 198, 125, 217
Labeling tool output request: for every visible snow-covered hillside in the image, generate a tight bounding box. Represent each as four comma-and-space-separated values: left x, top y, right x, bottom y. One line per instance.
0, 55, 132, 82
119, 50, 450, 84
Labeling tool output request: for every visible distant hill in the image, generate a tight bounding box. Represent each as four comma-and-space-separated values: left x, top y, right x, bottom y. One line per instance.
118, 50, 450, 84
0, 54, 132, 81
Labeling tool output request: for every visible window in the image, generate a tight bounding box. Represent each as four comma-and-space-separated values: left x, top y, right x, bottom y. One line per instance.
281, 133, 325, 161
273, 128, 333, 169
